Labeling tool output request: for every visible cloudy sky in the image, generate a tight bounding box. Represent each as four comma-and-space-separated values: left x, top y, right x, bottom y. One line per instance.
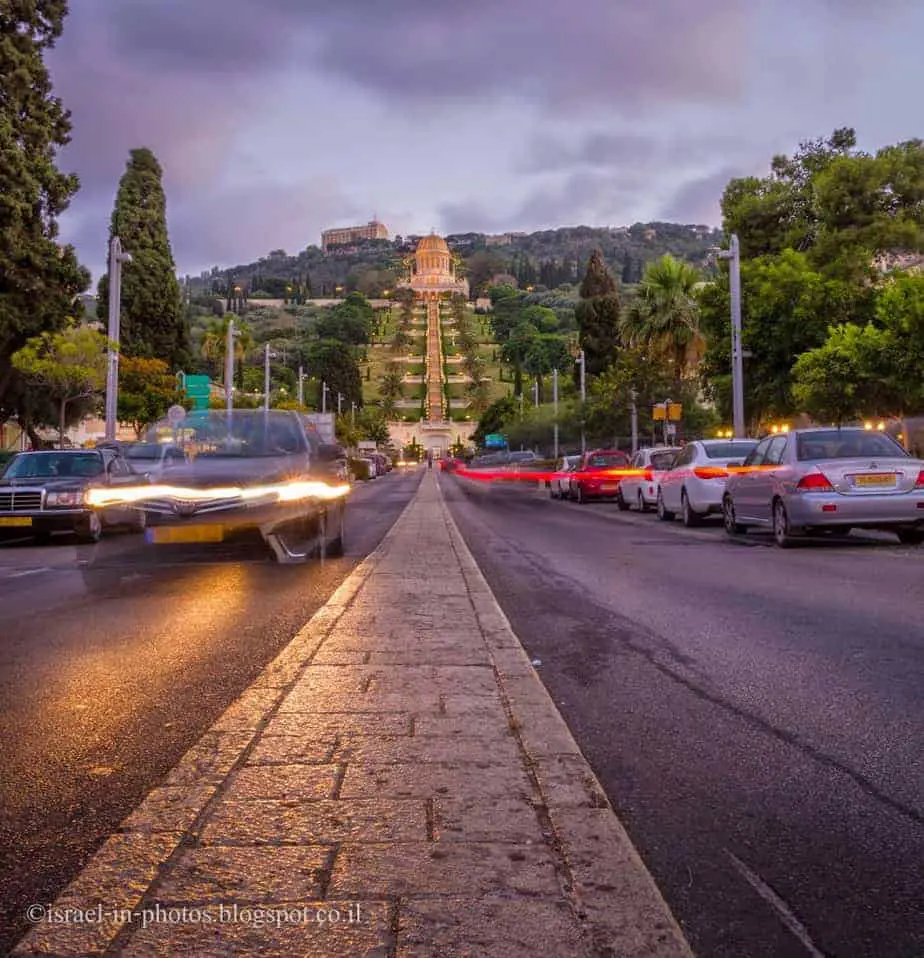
48, 0, 923, 282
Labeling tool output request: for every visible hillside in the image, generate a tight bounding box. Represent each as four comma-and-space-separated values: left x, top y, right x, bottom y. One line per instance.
183, 222, 723, 299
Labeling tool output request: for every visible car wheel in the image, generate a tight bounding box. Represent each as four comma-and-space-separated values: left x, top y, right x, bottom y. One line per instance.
657, 490, 675, 521
323, 507, 345, 557
681, 490, 701, 527
896, 528, 924, 546
577, 486, 586, 504
772, 499, 798, 548
722, 496, 746, 535
638, 491, 651, 513
129, 509, 146, 533
75, 512, 102, 544
616, 489, 630, 511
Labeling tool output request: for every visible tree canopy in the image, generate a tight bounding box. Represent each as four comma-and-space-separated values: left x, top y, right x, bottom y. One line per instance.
576, 250, 622, 377
0, 1, 89, 432
96, 148, 186, 368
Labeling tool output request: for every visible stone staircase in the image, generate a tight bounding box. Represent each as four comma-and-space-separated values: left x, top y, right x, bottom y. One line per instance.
425, 300, 445, 422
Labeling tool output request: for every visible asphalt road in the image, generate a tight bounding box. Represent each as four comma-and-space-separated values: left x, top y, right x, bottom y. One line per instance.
441, 474, 924, 958
0, 467, 422, 955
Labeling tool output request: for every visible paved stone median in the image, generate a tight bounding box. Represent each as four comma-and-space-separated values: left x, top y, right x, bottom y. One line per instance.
14, 472, 693, 957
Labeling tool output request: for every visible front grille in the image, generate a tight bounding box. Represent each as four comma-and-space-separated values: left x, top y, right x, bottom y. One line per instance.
0, 491, 43, 512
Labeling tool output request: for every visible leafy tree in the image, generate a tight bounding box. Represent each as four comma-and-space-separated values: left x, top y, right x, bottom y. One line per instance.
199, 314, 253, 383
118, 357, 184, 437
620, 254, 704, 386
473, 395, 517, 446
698, 249, 859, 427
305, 339, 362, 409
12, 325, 108, 447
0, 2, 90, 435
576, 250, 622, 376
97, 148, 186, 368
358, 407, 390, 444
379, 362, 405, 416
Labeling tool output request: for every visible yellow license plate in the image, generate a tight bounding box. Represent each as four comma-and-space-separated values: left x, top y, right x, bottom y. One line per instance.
854, 474, 896, 487
149, 524, 224, 544
0, 516, 32, 527
602, 483, 619, 491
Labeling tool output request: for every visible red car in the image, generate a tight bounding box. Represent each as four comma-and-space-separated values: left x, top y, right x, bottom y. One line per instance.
569, 449, 631, 503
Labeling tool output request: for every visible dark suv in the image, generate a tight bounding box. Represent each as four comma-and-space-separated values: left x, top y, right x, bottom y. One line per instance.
0, 447, 145, 543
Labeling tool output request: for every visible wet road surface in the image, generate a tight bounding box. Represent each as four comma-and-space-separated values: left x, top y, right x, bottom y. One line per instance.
0, 468, 421, 953
442, 473, 924, 958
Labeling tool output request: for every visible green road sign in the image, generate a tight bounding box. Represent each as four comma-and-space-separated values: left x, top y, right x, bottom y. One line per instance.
182, 374, 211, 411
484, 433, 506, 449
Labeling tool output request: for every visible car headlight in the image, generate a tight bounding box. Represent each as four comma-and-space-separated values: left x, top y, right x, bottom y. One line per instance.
46, 489, 86, 507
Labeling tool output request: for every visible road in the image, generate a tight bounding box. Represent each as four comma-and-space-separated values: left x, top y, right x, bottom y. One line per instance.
441, 474, 924, 958
0, 468, 422, 955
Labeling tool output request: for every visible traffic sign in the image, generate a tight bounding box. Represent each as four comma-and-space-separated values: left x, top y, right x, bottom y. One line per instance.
167, 404, 186, 424
484, 433, 506, 449
183, 375, 210, 397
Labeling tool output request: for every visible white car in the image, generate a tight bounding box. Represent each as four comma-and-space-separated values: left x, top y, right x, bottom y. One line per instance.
619, 447, 676, 512
549, 455, 581, 499
656, 439, 758, 526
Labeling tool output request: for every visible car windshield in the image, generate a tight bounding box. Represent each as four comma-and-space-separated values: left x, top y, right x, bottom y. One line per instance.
796, 430, 908, 460
649, 451, 675, 469
589, 453, 627, 466
704, 442, 757, 459
2, 452, 103, 479
144, 411, 306, 457
124, 444, 164, 460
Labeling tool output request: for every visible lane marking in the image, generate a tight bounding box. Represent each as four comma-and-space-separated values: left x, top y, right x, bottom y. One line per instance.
725, 849, 828, 957
4, 567, 53, 579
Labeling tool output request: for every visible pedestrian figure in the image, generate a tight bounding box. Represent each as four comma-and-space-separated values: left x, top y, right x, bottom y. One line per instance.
427, 451, 433, 470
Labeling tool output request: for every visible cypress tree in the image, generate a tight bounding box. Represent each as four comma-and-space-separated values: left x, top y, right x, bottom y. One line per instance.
0, 2, 89, 431
97, 148, 186, 368
576, 250, 622, 377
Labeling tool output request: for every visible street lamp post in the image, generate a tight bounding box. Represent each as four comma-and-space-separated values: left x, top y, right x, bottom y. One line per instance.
297, 366, 304, 406
351, 401, 356, 425
717, 234, 745, 438
225, 318, 237, 419
553, 367, 559, 460
321, 381, 329, 414
263, 343, 272, 412
533, 378, 539, 408
337, 392, 343, 416
578, 348, 586, 453
630, 388, 638, 455
104, 236, 132, 440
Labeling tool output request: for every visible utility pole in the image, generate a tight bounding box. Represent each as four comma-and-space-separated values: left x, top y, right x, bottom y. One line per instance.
718, 234, 745, 438
297, 366, 304, 406
225, 318, 236, 419
630, 388, 638, 455
553, 367, 559, 461
104, 236, 132, 440
351, 401, 356, 425
519, 392, 524, 420
578, 349, 586, 454
337, 392, 343, 416
321, 381, 329, 414
533, 378, 539, 408
263, 343, 272, 412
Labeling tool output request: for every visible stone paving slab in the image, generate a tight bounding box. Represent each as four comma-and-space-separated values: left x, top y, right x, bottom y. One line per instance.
13, 472, 693, 957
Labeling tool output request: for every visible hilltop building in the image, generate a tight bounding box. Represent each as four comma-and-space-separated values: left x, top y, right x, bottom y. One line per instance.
398, 232, 469, 301
321, 219, 389, 252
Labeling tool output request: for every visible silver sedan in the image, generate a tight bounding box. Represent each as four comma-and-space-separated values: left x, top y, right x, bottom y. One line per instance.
722, 427, 924, 547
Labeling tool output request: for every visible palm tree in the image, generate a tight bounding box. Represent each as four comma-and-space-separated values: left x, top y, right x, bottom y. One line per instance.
620, 255, 705, 384
200, 314, 254, 383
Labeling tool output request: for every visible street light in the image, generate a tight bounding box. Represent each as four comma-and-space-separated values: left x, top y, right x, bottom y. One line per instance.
263, 343, 274, 412
337, 392, 343, 416
716, 234, 745, 438
553, 367, 559, 460
321, 381, 329, 414
297, 366, 305, 406
104, 235, 132, 440
225, 318, 239, 419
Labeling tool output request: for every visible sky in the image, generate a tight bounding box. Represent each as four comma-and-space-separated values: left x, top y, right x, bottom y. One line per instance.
47, 0, 924, 283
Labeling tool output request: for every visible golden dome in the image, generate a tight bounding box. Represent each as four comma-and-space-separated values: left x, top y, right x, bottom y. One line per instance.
416, 234, 450, 253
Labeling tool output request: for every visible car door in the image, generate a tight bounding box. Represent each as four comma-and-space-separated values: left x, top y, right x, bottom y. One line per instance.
750, 435, 787, 523
104, 454, 139, 524
661, 445, 693, 511
734, 438, 771, 520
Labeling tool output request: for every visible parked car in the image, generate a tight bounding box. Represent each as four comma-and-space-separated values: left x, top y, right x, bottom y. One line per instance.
86, 410, 350, 563
657, 439, 758, 526
121, 441, 189, 478
569, 449, 631, 503
722, 427, 924, 547
618, 447, 676, 512
549, 455, 581, 499
0, 447, 147, 543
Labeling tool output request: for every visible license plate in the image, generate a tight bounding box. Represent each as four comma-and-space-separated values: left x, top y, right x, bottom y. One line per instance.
854, 473, 896, 487
602, 483, 619, 491
0, 516, 32, 527
147, 524, 224, 544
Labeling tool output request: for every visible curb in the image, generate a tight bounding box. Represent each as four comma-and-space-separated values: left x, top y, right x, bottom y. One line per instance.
437, 476, 695, 957
12, 486, 421, 958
